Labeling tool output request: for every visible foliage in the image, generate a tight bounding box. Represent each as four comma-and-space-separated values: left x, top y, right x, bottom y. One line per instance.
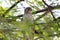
0, 0, 60, 40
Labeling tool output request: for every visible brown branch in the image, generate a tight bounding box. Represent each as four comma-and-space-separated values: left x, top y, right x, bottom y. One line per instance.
16, 15, 23, 17
2, 0, 60, 21
35, 11, 48, 21
42, 0, 56, 21
34, 5, 60, 14
16, 5, 60, 18
16, 8, 49, 18
2, 0, 24, 17
35, 8, 48, 13
42, 0, 49, 6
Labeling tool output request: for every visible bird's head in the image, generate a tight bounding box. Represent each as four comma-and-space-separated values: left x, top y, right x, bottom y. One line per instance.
24, 7, 32, 14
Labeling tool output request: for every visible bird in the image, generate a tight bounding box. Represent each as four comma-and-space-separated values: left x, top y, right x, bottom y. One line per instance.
23, 7, 34, 40
23, 7, 33, 25
23, 7, 40, 40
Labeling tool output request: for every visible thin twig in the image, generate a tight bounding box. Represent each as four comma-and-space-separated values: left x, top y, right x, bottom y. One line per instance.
42, 0, 56, 21
35, 11, 48, 21
2, 0, 24, 17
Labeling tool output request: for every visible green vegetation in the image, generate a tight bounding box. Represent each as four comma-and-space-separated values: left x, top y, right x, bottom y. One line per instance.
0, 0, 59, 40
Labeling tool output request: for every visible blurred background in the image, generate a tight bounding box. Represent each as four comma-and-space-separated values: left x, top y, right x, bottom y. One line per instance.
0, 0, 60, 40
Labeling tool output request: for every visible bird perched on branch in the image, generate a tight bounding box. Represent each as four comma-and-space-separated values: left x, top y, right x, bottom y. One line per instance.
23, 7, 33, 25
23, 7, 39, 40
23, 7, 34, 40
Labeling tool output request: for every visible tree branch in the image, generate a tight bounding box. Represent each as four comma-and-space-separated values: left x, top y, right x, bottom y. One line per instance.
35, 11, 48, 21
14, 5, 60, 20
2, 0, 60, 20
2, 0, 24, 17
16, 15, 23, 17
42, 0, 56, 21
34, 5, 60, 14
